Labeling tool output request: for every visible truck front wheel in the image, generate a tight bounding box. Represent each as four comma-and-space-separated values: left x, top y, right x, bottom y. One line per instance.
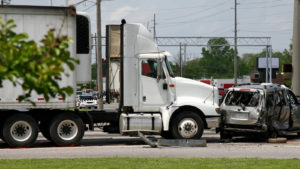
2, 114, 39, 147
49, 113, 84, 146
171, 111, 204, 139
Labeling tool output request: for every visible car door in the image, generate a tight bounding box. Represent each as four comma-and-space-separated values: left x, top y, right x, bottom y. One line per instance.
286, 90, 300, 129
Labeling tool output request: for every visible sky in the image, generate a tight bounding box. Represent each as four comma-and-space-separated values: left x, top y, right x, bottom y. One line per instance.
9, 0, 294, 62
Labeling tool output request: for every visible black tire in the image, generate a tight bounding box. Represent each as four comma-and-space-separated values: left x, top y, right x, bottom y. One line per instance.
39, 121, 51, 141
220, 130, 232, 140
171, 111, 204, 139
2, 114, 38, 147
49, 113, 84, 146
266, 129, 278, 139
161, 131, 173, 139
0, 122, 3, 140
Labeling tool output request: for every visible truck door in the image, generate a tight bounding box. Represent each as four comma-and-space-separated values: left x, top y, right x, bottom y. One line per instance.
139, 58, 169, 110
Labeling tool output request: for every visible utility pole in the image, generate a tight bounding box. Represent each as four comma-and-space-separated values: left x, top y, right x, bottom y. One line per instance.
265, 46, 269, 83
269, 46, 273, 83
184, 44, 187, 66
153, 13, 156, 39
234, 0, 238, 85
96, 0, 103, 110
179, 43, 182, 77
292, 0, 300, 97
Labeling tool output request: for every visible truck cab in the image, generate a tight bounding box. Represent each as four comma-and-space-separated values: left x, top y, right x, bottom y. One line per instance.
107, 23, 220, 139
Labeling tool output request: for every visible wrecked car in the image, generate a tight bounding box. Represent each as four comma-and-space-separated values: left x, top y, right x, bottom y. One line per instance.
218, 83, 300, 140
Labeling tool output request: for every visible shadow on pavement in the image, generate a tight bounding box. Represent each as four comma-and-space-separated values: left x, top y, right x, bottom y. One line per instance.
1, 132, 300, 149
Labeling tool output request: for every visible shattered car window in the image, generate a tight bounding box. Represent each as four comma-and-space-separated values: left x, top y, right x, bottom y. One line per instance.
225, 91, 261, 107
275, 90, 286, 106
287, 90, 298, 105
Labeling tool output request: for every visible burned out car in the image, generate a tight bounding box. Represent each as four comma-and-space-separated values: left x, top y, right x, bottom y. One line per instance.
218, 83, 300, 139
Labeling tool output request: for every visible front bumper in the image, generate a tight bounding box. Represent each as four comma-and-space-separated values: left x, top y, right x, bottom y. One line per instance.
79, 104, 97, 109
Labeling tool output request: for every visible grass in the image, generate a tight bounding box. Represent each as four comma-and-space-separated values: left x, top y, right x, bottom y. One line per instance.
0, 158, 300, 169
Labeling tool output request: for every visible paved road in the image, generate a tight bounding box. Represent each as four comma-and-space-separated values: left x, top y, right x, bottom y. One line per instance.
1, 130, 300, 159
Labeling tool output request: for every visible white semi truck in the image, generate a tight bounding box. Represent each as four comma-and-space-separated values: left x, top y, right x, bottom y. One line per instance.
0, 5, 220, 148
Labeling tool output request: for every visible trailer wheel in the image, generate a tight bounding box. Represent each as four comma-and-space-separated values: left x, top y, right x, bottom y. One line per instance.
49, 113, 84, 146
171, 111, 204, 139
2, 114, 38, 147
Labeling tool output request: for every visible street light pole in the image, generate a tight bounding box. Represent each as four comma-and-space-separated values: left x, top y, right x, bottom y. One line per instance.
97, 0, 103, 110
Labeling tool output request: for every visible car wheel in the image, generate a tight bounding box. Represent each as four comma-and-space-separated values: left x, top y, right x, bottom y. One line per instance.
171, 111, 204, 139
220, 130, 232, 140
49, 113, 84, 146
2, 114, 38, 147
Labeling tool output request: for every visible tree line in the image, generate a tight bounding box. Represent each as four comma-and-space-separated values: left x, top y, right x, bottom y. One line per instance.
171, 38, 292, 80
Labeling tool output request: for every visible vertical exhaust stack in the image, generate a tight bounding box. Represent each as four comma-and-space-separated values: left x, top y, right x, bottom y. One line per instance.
292, 0, 300, 97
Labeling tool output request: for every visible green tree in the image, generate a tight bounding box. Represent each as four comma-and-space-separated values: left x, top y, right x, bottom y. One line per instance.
241, 45, 292, 74
198, 38, 235, 78
0, 18, 79, 103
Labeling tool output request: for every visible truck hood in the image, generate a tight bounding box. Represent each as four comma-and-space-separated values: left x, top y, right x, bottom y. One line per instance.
174, 77, 219, 106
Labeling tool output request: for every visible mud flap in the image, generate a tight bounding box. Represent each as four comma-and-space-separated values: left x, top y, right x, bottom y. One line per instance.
138, 131, 207, 148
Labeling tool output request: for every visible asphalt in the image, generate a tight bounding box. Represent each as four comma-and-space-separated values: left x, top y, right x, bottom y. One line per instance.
1, 130, 300, 159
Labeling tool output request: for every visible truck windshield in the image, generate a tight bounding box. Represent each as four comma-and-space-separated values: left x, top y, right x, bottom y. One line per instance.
165, 57, 174, 77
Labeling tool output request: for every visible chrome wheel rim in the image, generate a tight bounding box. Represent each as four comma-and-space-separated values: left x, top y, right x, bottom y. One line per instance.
10, 121, 32, 142
57, 120, 78, 141
178, 118, 198, 138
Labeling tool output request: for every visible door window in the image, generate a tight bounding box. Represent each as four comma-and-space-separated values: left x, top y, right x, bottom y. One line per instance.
287, 90, 299, 105
141, 59, 157, 78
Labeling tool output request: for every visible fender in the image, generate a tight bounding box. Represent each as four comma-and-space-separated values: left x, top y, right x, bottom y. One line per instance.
160, 96, 219, 131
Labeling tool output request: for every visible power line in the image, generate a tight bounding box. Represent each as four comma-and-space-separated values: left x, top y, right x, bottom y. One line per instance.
240, 0, 288, 5
161, 1, 228, 21
241, 29, 292, 33
239, 21, 292, 25
83, 3, 96, 11
239, 3, 292, 9
160, 8, 231, 25
238, 12, 292, 20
